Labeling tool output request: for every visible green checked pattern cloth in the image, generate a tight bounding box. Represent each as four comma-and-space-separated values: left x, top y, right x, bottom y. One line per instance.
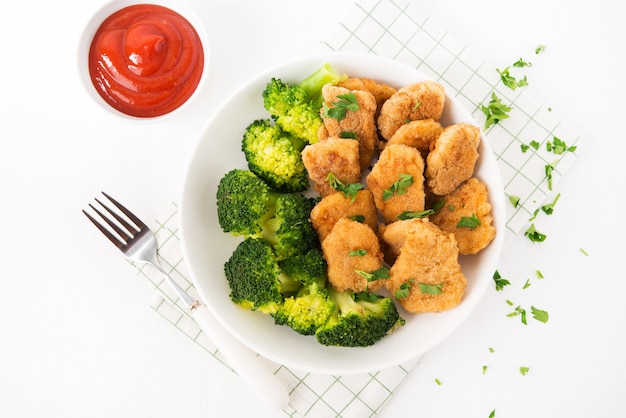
131, 1, 582, 416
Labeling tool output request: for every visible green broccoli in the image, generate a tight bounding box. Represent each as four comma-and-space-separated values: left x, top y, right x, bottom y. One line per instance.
273, 281, 336, 335
224, 237, 302, 315
278, 248, 327, 286
261, 192, 319, 260
242, 119, 309, 193
315, 288, 405, 347
216, 169, 319, 259
216, 169, 279, 237
262, 63, 347, 145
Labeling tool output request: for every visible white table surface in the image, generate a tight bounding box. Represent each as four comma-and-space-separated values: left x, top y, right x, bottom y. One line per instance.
1, 0, 625, 416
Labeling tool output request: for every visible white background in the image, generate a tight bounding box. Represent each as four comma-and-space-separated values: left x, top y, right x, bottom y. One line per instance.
1, 0, 624, 417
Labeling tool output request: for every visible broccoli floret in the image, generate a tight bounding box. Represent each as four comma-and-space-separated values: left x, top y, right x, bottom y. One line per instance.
224, 238, 302, 315
315, 288, 405, 347
242, 119, 309, 193
217, 170, 318, 259
278, 248, 327, 286
216, 169, 279, 237
262, 63, 347, 145
273, 281, 336, 335
261, 193, 319, 260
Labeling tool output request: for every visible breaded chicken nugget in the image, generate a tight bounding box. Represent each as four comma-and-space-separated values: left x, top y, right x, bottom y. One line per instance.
366, 144, 426, 223
337, 77, 397, 117
378, 80, 446, 140
321, 85, 378, 170
384, 220, 466, 313
387, 119, 443, 157
378, 218, 426, 264
429, 177, 496, 255
425, 123, 481, 196
301, 137, 361, 197
322, 218, 385, 293
310, 189, 378, 242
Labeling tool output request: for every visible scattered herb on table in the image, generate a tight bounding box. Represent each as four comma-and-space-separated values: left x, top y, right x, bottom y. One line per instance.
493, 270, 511, 291
535, 44, 547, 54
525, 223, 547, 242
531, 306, 549, 323
480, 92, 512, 130
519, 366, 530, 376
508, 195, 521, 208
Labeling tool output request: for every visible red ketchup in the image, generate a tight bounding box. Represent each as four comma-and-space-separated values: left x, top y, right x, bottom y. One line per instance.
88, 4, 204, 118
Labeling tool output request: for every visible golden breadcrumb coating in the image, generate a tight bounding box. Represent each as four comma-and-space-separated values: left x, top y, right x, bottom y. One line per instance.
429, 177, 496, 255
301, 137, 361, 197
337, 77, 397, 118
387, 118, 443, 156
365, 144, 426, 223
425, 123, 481, 196
383, 219, 467, 313
377, 80, 446, 140
321, 218, 385, 293
310, 189, 378, 242
321, 85, 378, 171
378, 218, 425, 264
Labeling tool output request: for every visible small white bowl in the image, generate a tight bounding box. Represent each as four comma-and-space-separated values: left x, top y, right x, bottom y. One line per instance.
180, 52, 506, 374
78, 0, 209, 122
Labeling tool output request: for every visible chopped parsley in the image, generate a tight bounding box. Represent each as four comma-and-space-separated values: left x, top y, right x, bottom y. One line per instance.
541, 193, 561, 215
489, 409, 496, 418
545, 163, 555, 190
418, 282, 444, 295
457, 213, 481, 228
522, 278, 531, 289
535, 270, 544, 279
508, 195, 521, 208
521, 140, 540, 153
355, 267, 389, 283
535, 44, 546, 54
349, 214, 365, 223
323, 92, 360, 121
339, 131, 357, 139
546, 136, 577, 154
519, 366, 530, 376
435, 378, 442, 386
525, 223, 547, 242
348, 249, 367, 257
382, 173, 413, 201
327, 172, 363, 203
480, 92, 512, 130
395, 279, 415, 299
580, 248, 589, 256
497, 66, 518, 90
513, 58, 533, 68
507, 304, 528, 325
493, 270, 510, 291
398, 209, 435, 220
531, 306, 549, 323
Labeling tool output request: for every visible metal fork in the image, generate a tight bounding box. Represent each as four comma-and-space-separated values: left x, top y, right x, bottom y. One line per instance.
83, 192, 289, 410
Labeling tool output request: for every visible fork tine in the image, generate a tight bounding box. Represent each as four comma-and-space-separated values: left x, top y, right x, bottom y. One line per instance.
82, 208, 126, 250
89, 202, 134, 243
101, 191, 148, 230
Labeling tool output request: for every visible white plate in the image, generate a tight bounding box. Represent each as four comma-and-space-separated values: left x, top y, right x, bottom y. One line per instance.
180, 52, 505, 375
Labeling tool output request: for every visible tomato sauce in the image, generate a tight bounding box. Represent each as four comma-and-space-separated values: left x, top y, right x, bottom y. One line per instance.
88, 4, 204, 118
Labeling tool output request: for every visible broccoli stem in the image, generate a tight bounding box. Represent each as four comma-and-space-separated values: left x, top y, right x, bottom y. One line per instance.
298, 63, 347, 108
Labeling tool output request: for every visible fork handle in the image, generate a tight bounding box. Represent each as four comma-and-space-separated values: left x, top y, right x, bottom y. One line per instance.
191, 303, 290, 410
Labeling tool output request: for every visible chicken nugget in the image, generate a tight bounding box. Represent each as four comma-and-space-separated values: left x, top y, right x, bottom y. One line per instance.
378, 218, 426, 264
310, 189, 378, 242
378, 80, 446, 140
322, 218, 385, 293
337, 77, 397, 117
425, 123, 481, 196
366, 144, 426, 223
387, 119, 443, 157
321, 85, 378, 170
384, 220, 466, 313
429, 177, 496, 254
301, 137, 361, 197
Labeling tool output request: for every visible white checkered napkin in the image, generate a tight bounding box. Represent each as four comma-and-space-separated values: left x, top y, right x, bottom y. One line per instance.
129, 1, 584, 416
321, 0, 582, 248
131, 203, 418, 418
